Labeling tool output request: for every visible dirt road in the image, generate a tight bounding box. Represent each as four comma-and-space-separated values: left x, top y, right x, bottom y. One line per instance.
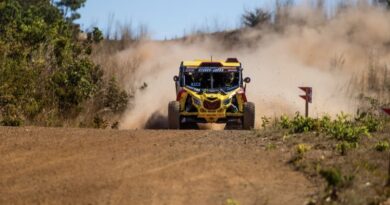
0, 127, 316, 205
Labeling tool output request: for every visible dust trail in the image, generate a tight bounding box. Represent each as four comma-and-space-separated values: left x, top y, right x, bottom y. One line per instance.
116, 4, 390, 129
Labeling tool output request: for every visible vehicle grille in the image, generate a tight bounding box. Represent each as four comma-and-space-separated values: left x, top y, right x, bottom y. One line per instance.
203, 100, 221, 110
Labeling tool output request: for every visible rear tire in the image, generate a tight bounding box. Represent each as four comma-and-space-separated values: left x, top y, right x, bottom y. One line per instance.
168, 101, 181, 129
243, 102, 255, 130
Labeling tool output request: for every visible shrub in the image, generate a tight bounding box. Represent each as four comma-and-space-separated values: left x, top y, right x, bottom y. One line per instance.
324, 113, 369, 143
319, 168, 355, 201
320, 168, 343, 188
320, 168, 355, 191
279, 114, 291, 129
88, 27, 103, 43
1, 104, 22, 126
336, 141, 357, 156
296, 143, 311, 155
104, 78, 128, 114
355, 111, 383, 132
0, 0, 108, 125
279, 113, 320, 133
375, 141, 389, 152
290, 143, 311, 163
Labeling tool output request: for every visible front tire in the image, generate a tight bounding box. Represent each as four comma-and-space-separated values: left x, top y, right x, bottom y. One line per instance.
243, 102, 255, 130
168, 101, 181, 129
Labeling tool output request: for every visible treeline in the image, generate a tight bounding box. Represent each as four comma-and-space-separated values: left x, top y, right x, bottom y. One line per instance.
241, 0, 390, 29
0, 0, 128, 127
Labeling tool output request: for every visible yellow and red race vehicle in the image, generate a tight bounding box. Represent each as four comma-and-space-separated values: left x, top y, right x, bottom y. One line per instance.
168, 58, 255, 130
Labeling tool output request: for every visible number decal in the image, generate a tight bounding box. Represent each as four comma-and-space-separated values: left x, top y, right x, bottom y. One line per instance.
191, 82, 201, 87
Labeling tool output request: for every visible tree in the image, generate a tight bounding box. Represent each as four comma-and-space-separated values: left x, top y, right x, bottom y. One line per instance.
375, 0, 390, 8
242, 8, 271, 28
55, 0, 86, 21
0, 0, 103, 124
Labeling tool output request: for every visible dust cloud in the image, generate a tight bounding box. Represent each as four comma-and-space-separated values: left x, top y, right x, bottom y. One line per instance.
116, 4, 390, 129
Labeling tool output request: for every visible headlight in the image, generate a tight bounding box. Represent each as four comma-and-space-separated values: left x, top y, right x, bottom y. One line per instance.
193, 97, 201, 106
223, 98, 231, 105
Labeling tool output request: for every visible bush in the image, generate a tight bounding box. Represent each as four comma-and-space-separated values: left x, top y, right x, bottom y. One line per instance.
296, 144, 311, 155
325, 113, 369, 143
0, 0, 111, 126
1, 104, 22, 126
104, 78, 128, 114
375, 141, 389, 152
320, 168, 343, 188
290, 143, 311, 163
279, 113, 320, 133
279, 114, 291, 129
278, 113, 372, 153
88, 27, 103, 43
336, 141, 357, 156
320, 167, 355, 201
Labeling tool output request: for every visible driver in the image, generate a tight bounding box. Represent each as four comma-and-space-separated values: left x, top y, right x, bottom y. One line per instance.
189, 72, 203, 87
225, 72, 235, 87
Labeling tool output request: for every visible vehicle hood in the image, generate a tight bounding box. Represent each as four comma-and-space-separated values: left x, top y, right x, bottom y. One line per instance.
183, 86, 240, 101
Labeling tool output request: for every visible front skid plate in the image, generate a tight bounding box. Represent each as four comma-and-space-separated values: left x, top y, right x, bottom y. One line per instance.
180, 112, 243, 117
181, 116, 242, 124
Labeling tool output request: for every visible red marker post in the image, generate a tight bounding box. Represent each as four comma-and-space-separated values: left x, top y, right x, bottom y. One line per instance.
383, 108, 390, 116
299, 87, 312, 117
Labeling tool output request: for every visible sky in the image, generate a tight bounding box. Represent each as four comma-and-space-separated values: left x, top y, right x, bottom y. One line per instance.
77, 0, 273, 40
76, 0, 343, 40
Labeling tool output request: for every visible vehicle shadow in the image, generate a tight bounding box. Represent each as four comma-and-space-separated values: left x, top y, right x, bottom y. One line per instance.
144, 112, 169, 130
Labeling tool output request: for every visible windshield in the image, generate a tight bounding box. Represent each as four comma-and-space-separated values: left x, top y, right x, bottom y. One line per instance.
184, 71, 240, 91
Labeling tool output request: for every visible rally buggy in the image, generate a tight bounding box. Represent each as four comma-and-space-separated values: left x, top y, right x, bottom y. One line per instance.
168, 58, 255, 130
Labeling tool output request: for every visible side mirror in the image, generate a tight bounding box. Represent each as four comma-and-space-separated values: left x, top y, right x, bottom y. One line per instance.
244, 77, 251, 84
173, 76, 179, 82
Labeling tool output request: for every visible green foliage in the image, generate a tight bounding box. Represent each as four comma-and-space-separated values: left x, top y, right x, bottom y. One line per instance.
51, 59, 100, 114
355, 111, 383, 132
290, 144, 311, 163
226, 198, 240, 205
296, 143, 311, 155
104, 78, 128, 114
279, 113, 370, 144
0, 0, 120, 126
324, 113, 369, 143
320, 168, 343, 188
279, 114, 291, 129
375, 140, 389, 152
1, 104, 22, 126
336, 141, 357, 156
88, 27, 104, 43
55, 0, 86, 21
279, 113, 319, 133
320, 168, 354, 190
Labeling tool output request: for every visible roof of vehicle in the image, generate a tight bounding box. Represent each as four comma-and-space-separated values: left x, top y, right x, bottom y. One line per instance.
182, 58, 241, 67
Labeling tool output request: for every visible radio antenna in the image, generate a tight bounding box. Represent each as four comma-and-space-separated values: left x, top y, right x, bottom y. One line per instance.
211, 55, 213, 62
